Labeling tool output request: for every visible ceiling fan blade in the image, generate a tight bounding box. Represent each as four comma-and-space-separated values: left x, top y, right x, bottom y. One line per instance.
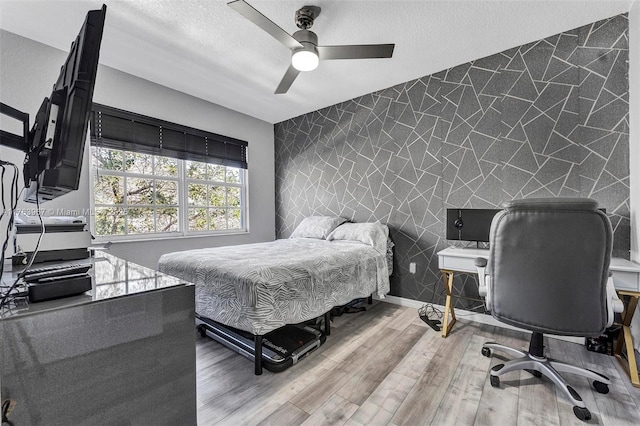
275, 65, 300, 94
228, 0, 302, 50
317, 44, 395, 60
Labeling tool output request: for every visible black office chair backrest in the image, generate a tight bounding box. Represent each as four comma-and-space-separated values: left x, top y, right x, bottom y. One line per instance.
489, 198, 612, 336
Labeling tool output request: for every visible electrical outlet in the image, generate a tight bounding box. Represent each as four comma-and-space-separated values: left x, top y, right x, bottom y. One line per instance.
409, 262, 416, 274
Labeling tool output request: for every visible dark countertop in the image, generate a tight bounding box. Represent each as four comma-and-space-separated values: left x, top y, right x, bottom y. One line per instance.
1, 250, 191, 319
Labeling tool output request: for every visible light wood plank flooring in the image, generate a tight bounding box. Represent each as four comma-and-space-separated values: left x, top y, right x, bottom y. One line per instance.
196, 302, 640, 425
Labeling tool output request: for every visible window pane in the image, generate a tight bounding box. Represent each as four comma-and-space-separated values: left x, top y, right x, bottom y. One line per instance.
209, 208, 227, 230
208, 164, 225, 182
226, 167, 240, 183
156, 180, 177, 205
186, 161, 207, 180
208, 186, 225, 207
125, 152, 153, 174
188, 183, 207, 206
228, 209, 241, 229
227, 187, 241, 207
127, 178, 154, 205
127, 207, 154, 234
157, 207, 178, 232
155, 156, 178, 176
95, 175, 124, 205
189, 208, 207, 231
92, 147, 123, 171
95, 207, 126, 236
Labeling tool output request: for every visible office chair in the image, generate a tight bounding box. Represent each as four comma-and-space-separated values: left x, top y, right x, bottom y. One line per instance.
474, 198, 623, 421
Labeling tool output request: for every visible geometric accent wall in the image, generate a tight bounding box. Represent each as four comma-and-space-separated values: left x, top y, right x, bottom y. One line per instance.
275, 15, 629, 308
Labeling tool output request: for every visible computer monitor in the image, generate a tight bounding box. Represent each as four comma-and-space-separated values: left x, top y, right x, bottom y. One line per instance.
446, 206, 607, 243
446, 208, 501, 242
1, 5, 107, 203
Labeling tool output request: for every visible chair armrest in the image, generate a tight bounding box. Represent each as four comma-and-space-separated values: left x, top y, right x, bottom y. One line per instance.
606, 275, 623, 328
474, 257, 491, 311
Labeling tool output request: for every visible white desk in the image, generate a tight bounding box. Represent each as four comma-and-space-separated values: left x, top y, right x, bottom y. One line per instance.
436, 248, 490, 337
437, 247, 640, 387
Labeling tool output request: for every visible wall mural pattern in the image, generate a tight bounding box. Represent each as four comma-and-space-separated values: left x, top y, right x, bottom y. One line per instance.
275, 15, 629, 307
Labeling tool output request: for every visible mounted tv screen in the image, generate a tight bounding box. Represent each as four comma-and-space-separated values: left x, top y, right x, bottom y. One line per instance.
21, 5, 107, 203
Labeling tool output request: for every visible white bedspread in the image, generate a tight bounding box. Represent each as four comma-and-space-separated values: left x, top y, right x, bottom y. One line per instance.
158, 238, 390, 335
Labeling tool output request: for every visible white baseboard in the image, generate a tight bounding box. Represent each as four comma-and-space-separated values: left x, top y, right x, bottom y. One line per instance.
376, 294, 583, 345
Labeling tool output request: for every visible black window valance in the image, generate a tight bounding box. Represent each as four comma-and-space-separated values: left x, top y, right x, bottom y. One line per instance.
90, 103, 248, 169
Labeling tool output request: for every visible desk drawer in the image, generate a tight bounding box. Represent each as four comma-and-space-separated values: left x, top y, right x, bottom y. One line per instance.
439, 255, 478, 273
613, 270, 640, 292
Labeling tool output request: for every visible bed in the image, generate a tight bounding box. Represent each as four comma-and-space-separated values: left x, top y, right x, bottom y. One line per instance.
158, 217, 391, 374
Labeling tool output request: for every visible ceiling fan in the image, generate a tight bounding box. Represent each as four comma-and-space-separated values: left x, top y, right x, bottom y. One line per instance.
228, 0, 395, 94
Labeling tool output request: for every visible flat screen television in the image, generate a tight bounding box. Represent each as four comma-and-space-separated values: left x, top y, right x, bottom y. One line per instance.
446, 208, 501, 242
1, 5, 106, 203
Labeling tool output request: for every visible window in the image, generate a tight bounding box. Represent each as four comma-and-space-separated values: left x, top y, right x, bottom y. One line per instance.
89, 104, 248, 240
185, 160, 243, 232
91, 147, 246, 238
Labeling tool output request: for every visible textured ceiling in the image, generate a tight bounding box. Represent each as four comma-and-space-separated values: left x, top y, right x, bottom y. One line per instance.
0, 0, 634, 124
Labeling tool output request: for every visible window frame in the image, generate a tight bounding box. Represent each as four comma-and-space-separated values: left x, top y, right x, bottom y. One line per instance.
89, 147, 248, 242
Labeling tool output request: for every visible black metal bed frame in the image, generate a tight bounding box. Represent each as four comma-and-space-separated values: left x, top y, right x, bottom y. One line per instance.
206, 294, 374, 375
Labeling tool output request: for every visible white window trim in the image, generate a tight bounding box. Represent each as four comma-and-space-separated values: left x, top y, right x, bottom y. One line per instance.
89, 149, 248, 242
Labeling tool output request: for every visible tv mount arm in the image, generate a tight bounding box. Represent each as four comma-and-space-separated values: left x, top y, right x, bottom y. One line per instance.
0, 102, 30, 153
1, 93, 65, 189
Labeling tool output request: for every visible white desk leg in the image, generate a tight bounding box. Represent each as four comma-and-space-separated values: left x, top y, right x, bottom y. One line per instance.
441, 269, 456, 338
615, 291, 640, 388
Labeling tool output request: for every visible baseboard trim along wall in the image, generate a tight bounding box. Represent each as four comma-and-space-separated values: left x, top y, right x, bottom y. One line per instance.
376, 294, 583, 345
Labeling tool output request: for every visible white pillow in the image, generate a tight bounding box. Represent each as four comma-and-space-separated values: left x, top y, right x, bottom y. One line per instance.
327, 222, 389, 254
289, 216, 348, 239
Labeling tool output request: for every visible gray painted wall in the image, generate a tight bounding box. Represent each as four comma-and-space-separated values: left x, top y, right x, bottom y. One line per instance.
275, 15, 630, 308
0, 30, 275, 269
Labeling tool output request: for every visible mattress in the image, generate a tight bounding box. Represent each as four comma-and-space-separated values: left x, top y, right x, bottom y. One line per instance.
158, 238, 390, 335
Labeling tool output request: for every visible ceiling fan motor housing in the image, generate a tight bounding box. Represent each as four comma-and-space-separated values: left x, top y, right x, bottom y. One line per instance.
293, 29, 318, 47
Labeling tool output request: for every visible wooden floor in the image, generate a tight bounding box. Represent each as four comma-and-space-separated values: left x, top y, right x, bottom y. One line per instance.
195, 301, 640, 425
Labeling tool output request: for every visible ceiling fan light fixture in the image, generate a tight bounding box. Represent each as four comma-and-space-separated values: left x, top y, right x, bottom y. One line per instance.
228, 1, 394, 93
292, 47, 319, 71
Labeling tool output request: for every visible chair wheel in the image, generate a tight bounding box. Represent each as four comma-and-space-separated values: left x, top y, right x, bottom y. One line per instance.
490, 375, 500, 388
573, 406, 591, 421
593, 381, 609, 394
481, 347, 492, 357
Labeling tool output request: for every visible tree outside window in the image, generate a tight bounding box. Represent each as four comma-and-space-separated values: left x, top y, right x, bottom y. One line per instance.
92, 147, 245, 238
